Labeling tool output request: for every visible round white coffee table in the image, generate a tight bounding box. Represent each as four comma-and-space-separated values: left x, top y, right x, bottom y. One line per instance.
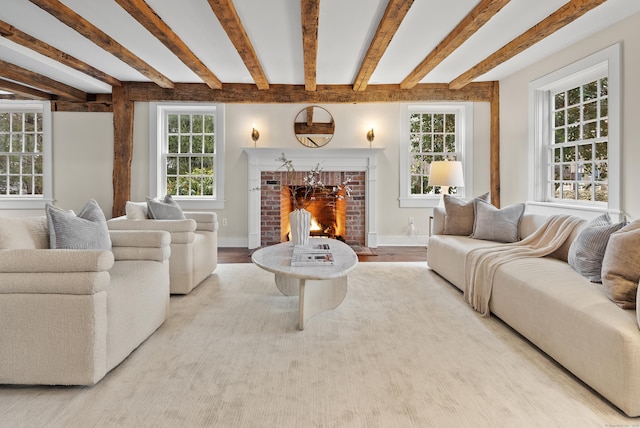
251, 238, 358, 330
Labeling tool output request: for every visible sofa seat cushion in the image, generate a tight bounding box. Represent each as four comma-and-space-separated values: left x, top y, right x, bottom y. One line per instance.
491, 257, 640, 416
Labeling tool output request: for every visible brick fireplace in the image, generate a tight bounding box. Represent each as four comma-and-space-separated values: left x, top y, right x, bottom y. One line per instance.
245, 148, 383, 249
260, 170, 365, 246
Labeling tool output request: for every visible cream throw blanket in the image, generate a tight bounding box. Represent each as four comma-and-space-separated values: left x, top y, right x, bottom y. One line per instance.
464, 215, 585, 317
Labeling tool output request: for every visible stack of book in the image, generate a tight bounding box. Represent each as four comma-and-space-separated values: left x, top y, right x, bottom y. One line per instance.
291, 243, 335, 266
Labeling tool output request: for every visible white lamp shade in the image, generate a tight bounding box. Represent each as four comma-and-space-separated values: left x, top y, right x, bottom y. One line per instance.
428, 161, 464, 187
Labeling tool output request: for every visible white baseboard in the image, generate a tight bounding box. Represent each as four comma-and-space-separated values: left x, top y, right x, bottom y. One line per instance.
217, 235, 429, 248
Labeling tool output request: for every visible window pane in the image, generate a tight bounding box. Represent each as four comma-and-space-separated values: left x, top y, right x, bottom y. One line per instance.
567, 106, 580, 124
421, 134, 431, 152
600, 77, 608, 96
567, 87, 580, 105
433, 114, 444, 133
192, 115, 203, 133
578, 144, 592, 161
421, 114, 431, 132
600, 119, 608, 137
0, 113, 9, 132
595, 142, 607, 160
0, 134, 9, 151
554, 110, 565, 127
410, 134, 420, 152
600, 98, 608, 117
204, 135, 215, 153
563, 146, 575, 162
180, 136, 190, 153
567, 125, 580, 142
11, 113, 22, 132
166, 156, 177, 175
168, 136, 178, 153
24, 134, 35, 152
583, 101, 597, 121
554, 92, 565, 110
583, 122, 597, 140
554, 128, 565, 144
168, 114, 179, 133
583, 81, 598, 101
577, 182, 592, 201
409, 114, 420, 132
204, 115, 214, 133
192, 135, 202, 153
445, 134, 456, 152
554, 147, 561, 163
180, 115, 190, 133
445, 114, 455, 133
433, 134, 443, 152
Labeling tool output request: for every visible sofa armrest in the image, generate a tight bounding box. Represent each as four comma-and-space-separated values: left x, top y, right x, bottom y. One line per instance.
109, 230, 171, 262
431, 207, 446, 235
185, 212, 218, 232
0, 249, 113, 295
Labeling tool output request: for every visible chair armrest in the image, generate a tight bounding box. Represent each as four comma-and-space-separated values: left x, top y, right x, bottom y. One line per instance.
184, 212, 218, 232
109, 230, 171, 262
0, 249, 114, 273
0, 249, 113, 295
431, 207, 446, 235
107, 218, 197, 233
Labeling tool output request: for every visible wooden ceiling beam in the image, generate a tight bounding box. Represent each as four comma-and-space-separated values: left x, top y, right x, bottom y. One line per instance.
124, 81, 495, 103
0, 19, 121, 88
206, 0, 269, 90
0, 77, 52, 100
449, 0, 608, 90
0, 60, 87, 101
401, 0, 510, 89
353, 0, 414, 91
28, 0, 174, 89
115, 0, 221, 90
301, 0, 320, 92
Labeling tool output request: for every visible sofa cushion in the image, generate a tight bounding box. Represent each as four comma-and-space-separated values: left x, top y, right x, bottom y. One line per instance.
601, 220, 640, 308
568, 213, 625, 283
442, 193, 489, 236
46, 199, 111, 250
126, 201, 148, 220
147, 195, 185, 220
471, 199, 525, 243
0, 216, 49, 249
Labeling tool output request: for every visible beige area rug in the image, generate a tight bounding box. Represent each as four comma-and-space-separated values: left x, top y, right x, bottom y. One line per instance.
0, 263, 633, 427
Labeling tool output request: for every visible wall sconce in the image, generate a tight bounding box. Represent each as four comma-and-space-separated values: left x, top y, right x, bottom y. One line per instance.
251, 127, 260, 147
366, 128, 375, 147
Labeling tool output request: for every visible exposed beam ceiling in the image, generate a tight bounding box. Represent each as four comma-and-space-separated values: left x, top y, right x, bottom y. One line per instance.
206, 0, 268, 90
114, 0, 221, 90
301, 0, 320, 92
353, 0, 414, 92
400, 0, 511, 90
27, 0, 174, 89
450, 0, 608, 90
0, 0, 635, 104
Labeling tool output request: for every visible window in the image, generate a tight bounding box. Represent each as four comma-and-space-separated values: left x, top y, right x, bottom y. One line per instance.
529, 44, 620, 215
399, 103, 473, 208
550, 77, 608, 203
150, 103, 225, 209
0, 101, 52, 209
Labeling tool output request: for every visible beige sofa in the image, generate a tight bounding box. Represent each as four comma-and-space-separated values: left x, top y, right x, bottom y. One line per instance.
427, 207, 640, 417
0, 216, 171, 386
107, 212, 218, 294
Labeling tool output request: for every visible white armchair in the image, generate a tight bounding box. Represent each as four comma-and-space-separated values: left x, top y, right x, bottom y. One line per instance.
0, 216, 171, 385
107, 212, 218, 294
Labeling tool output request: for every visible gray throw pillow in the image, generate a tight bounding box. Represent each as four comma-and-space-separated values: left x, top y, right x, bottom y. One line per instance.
568, 213, 626, 283
471, 199, 525, 243
46, 199, 111, 250
147, 195, 185, 220
443, 192, 490, 236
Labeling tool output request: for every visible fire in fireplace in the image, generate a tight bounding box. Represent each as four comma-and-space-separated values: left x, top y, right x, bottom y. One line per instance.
281, 186, 347, 242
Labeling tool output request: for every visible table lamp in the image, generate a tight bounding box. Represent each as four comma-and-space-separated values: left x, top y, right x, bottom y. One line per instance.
428, 160, 464, 203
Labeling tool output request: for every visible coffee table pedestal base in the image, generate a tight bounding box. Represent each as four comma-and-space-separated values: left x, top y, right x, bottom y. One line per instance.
275, 273, 347, 330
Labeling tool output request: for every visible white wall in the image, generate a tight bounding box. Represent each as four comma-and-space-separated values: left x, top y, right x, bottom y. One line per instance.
500, 12, 640, 218
0, 101, 491, 246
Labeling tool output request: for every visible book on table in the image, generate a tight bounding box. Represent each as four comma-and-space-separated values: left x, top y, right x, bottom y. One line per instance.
291, 243, 334, 266
293, 243, 331, 253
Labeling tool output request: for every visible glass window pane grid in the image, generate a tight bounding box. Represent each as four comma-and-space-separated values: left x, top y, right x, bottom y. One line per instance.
0, 111, 43, 196
409, 112, 459, 196
163, 109, 216, 198
548, 77, 608, 203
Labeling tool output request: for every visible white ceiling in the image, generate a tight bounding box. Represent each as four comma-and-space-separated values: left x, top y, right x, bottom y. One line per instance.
0, 0, 639, 96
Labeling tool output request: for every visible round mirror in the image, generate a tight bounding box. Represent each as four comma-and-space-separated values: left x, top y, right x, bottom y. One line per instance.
294, 106, 335, 148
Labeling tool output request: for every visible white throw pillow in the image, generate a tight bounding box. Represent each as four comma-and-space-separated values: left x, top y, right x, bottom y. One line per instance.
126, 201, 149, 220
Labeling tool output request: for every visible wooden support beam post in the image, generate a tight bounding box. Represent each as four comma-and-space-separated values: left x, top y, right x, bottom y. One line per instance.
112, 85, 134, 218
490, 81, 500, 207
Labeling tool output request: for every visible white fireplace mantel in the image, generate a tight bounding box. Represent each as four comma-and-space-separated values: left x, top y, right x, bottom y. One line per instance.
244, 148, 384, 249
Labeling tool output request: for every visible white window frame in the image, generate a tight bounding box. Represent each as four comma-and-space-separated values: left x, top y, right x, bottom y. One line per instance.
0, 100, 52, 210
399, 103, 473, 208
528, 44, 621, 218
149, 102, 225, 210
